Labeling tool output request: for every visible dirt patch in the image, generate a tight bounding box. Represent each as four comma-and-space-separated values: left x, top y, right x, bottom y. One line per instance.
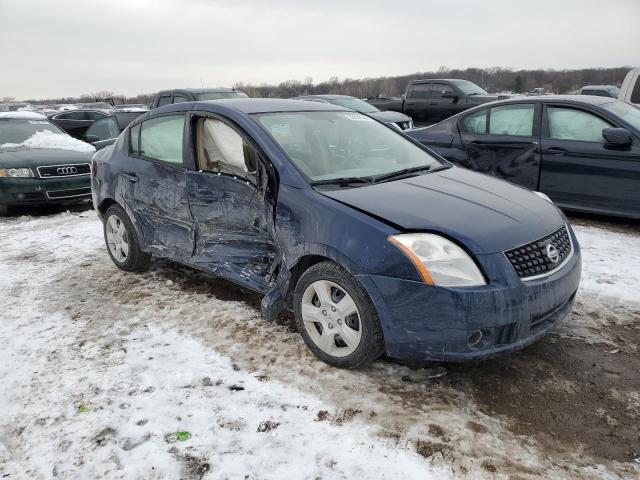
448, 322, 640, 464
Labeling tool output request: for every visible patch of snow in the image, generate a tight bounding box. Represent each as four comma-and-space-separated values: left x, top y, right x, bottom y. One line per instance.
0, 130, 96, 153
573, 224, 640, 305
0, 111, 46, 120
0, 212, 450, 480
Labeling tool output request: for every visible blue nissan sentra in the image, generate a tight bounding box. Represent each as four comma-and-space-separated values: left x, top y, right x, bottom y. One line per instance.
91, 99, 581, 369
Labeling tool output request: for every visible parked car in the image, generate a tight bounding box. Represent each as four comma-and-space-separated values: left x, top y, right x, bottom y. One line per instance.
619, 68, 640, 107
150, 88, 248, 108
294, 95, 413, 130
92, 98, 581, 368
48, 109, 110, 139
0, 112, 95, 215
367, 79, 511, 126
578, 85, 620, 98
83, 111, 146, 150
407, 95, 640, 219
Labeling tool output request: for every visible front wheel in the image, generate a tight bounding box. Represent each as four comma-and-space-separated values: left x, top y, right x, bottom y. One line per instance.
293, 261, 385, 368
103, 204, 151, 272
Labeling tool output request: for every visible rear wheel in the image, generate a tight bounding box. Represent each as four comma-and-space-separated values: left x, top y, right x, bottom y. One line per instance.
104, 204, 151, 272
293, 261, 384, 368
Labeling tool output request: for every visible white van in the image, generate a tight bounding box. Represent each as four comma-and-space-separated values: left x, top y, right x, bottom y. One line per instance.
619, 68, 640, 106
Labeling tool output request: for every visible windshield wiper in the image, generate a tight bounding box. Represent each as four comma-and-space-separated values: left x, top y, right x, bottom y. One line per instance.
371, 165, 440, 183
311, 176, 374, 187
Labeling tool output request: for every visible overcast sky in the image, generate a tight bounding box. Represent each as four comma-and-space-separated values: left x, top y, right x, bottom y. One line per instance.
1, 0, 638, 100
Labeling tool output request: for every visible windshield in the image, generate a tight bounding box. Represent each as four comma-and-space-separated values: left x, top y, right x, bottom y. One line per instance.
254, 111, 443, 182
328, 97, 379, 113
453, 81, 488, 95
197, 91, 248, 101
0, 119, 65, 145
602, 100, 640, 131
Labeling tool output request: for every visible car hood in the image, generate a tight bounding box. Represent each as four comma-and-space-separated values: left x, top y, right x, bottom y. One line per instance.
319, 167, 565, 254
368, 110, 412, 123
0, 148, 93, 168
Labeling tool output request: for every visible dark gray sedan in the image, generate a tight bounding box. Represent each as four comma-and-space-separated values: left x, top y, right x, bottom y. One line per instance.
406, 95, 640, 219
294, 95, 413, 130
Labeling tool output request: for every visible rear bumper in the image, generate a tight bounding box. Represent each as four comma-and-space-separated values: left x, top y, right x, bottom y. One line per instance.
357, 235, 582, 362
0, 176, 91, 207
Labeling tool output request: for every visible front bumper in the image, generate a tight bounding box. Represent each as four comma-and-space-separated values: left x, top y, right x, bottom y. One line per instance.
357, 234, 582, 362
0, 176, 91, 207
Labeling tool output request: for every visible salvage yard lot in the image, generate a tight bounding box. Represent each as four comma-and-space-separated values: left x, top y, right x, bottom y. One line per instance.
1, 209, 639, 479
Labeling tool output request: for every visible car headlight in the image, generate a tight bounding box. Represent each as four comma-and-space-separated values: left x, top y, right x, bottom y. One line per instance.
534, 191, 553, 203
389, 233, 486, 287
0, 168, 34, 178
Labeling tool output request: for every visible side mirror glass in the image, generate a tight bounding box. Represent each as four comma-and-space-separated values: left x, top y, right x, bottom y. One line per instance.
442, 92, 459, 100
602, 127, 632, 146
84, 135, 100, 143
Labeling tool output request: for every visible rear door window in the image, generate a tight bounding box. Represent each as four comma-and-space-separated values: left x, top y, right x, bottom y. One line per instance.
409, 83, 431, 99
139, 115, 185, 164
157, 95, 172, 107
489, 104, 535, 136
173, 94, 190, 104
547, 107, 612, 142
631, 76, 640, 104
85, 117, 120, 140
460, 109, 487, 134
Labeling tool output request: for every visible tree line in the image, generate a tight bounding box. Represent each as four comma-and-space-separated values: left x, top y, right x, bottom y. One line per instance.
14, 66, 635, 105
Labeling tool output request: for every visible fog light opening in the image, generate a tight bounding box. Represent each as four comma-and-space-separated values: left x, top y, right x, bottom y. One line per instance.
468, 330, 483, 348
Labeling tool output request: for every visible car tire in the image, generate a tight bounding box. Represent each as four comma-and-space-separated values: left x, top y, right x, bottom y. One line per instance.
293, 261, 385, 369
103, 204, 151, 272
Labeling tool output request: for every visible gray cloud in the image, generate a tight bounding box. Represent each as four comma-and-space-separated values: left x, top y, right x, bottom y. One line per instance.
1, 0, 638, 99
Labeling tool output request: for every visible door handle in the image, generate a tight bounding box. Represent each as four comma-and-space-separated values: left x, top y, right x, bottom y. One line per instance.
123, 172, 138, 183
544, 147, 568, 155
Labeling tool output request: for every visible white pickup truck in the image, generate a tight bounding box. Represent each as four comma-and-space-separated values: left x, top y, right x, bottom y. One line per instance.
619, 68, 640, 106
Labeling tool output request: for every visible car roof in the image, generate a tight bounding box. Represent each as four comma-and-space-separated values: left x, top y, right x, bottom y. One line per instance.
295, 94, 355, 100
159, 88, 238, 94
581, 85, 616, 90
410, 78, 474, 84
193, 98, 350, 114
493, 95, 617, 106
0, 111, 48, 120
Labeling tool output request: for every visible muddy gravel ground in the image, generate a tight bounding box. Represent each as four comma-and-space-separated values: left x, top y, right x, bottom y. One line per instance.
1, 207, 639, 479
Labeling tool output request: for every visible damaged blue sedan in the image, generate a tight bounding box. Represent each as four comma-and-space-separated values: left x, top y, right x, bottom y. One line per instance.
91, 99, 581, 368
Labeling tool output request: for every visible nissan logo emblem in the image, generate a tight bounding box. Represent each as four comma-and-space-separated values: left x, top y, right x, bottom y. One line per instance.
545, 243, 560, 264
57, 166, 78, 175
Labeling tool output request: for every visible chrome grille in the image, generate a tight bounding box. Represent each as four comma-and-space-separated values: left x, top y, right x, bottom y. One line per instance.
37, 163, 91, 178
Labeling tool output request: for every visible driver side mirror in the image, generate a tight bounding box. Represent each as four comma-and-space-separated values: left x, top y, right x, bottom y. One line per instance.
442, 92, 459, 101
84, 135, 100, 143
602, 127, 632, 146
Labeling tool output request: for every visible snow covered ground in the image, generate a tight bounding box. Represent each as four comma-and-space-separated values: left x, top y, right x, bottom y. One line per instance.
0, 210, 638, 479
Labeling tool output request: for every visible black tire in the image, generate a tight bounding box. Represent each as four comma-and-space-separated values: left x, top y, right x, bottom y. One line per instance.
103, 204, 151, 272
293, 261, 385, 369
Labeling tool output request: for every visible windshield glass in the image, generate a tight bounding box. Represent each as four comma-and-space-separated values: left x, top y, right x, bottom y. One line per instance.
197, 91, 248, 100
602, 100, 640, 131
453, 81, 488, 95
254, 111, 443, 182
329, 97, 379, 113
0, 119, 65, 145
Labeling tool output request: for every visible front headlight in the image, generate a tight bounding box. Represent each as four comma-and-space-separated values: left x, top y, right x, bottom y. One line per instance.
389, 233, 486, 287
0, 168, 34, 178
